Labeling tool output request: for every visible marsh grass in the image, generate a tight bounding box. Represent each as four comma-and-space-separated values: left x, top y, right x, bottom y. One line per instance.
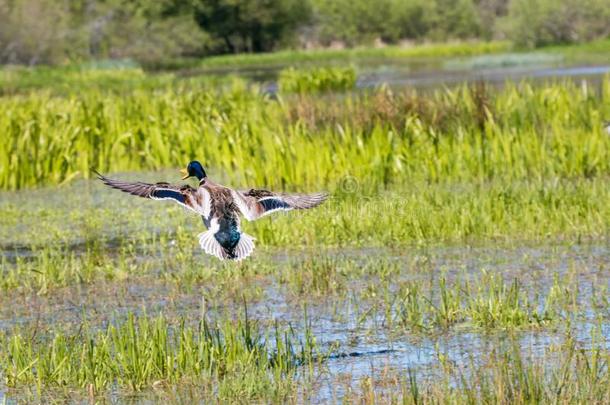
390, 271, 563, 332
0, 247, 144, 294
1, 77, 608, 190
0, 245, 606, 402
0, 307, 324, 401
281, 256, 349, 296
352, 336, 610, 404
1, 176, 608, 294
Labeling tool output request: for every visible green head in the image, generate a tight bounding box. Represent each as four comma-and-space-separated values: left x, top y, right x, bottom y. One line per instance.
180, 161, 207, 181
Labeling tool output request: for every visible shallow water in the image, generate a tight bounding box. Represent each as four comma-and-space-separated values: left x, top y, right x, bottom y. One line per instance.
1, 241, 608, 402
0, 175, 608, 403
196, 51, 610, 92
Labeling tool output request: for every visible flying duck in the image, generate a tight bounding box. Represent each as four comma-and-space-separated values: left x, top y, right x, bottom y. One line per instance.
95, 161, 328, 261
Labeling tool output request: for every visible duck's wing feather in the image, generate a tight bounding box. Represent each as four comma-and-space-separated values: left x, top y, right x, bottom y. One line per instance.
95, 171, 200, 214
232, 188, 328, 221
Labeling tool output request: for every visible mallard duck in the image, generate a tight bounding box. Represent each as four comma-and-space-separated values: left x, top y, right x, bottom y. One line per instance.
95, 161, 328, 261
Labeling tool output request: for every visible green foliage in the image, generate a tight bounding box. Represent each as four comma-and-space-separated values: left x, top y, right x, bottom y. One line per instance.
278, 66, 356, 93
0, 0, 208, 65
428, 0, 482, 40
0, 0, 74, 65
1, 0, 608, 65
193, 0, 312, 53
312, 0, 482, 45
501, 0, 610, 48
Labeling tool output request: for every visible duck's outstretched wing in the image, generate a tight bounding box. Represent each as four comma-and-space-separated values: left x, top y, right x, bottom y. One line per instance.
232, 188, 328, 221
95, 171, 201, 214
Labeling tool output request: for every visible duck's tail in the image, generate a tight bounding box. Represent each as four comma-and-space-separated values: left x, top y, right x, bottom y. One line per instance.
230, 232, 256, 261
198, 230, 255, 261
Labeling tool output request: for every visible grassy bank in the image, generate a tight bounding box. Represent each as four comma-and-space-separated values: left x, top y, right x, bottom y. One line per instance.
542, 38, 610, 63
199, 41, 511, 69
197, 38, 610, 70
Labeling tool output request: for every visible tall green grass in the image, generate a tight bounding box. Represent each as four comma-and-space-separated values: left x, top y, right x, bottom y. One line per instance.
0, 308, 322, 400
0, 77, 608, 190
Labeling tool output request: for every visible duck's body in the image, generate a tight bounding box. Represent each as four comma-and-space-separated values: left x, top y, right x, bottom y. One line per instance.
96, 161, 327, 261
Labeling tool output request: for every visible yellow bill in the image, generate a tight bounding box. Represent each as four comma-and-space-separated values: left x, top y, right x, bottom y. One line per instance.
180, 168, 189, 180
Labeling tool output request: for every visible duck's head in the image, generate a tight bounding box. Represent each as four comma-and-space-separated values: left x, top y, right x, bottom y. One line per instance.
180, 161, 207, 181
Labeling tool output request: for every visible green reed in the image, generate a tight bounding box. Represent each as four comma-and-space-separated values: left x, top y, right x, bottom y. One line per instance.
0, 76, 608, 190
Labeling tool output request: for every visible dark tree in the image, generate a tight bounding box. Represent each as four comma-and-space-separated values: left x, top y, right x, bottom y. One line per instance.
193, 0, 311, 53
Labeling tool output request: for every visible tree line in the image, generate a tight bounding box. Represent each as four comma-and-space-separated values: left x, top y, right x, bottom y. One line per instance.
0, 0, 608, 65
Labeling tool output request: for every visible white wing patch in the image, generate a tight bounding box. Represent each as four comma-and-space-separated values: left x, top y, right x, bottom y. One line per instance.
199, 187, 212, 219
231, 190, 256, 221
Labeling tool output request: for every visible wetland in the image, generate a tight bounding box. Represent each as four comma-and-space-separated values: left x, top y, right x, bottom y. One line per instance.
0, 47, 609, 403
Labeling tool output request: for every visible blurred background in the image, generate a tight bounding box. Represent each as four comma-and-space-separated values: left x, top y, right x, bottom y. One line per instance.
1, 0, 608, 67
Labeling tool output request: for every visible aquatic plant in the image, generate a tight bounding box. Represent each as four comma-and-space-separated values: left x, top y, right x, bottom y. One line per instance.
278, 66, 356, 93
